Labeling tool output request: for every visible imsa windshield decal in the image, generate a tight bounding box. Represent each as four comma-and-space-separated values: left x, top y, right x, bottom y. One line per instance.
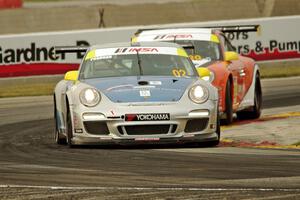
85, 47, 187, 60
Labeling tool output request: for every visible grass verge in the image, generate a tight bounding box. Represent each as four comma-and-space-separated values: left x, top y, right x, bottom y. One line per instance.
0, 83, 56, 98
293, 141, 300, 146
260, 65, 300, 78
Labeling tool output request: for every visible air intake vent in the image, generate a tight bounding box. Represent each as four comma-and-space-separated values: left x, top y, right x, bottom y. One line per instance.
184, 118, 209, 133
83, 121, 109, 135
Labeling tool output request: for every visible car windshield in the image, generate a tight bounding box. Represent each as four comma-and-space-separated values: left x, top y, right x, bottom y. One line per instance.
176, 40, 221, 61
79, 53, 196, 79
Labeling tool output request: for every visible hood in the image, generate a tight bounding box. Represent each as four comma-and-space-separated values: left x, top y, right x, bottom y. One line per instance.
82, 76, 196, 103
193, 58, 218, 68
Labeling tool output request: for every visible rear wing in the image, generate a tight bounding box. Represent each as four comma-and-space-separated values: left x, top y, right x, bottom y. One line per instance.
202, 24, 260, 34
135, 24, 260, 35
54, 46, 89, 54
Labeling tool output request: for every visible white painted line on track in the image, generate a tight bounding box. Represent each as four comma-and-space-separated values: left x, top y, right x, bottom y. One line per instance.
0, 185, 299, 192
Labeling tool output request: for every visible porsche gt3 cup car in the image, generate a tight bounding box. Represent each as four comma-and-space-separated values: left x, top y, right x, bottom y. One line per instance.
133, 25, 262, 124
53, 42, 219, 147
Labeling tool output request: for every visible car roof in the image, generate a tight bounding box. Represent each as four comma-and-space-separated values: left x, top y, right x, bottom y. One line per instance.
89, 41, 183, 50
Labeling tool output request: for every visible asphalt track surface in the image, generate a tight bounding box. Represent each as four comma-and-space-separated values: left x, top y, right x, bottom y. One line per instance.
0, 77, 299, 199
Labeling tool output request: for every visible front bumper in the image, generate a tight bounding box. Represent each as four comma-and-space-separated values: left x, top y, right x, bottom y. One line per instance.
69, 100, 218, 145
71, 132, 218, 145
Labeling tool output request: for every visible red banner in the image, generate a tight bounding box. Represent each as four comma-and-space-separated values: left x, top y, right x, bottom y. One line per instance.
0, 0, 22, 9
0, 63, 79, 77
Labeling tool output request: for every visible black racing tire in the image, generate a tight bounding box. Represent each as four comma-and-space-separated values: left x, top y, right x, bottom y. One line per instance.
54, 96, 66, 145
66, 106, 74, 148
222, 80, 233, 125
237, 73, 262, 120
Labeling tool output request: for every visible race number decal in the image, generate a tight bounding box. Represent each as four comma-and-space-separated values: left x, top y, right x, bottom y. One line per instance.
189, 55, 202, 61
172, 69, 186, 77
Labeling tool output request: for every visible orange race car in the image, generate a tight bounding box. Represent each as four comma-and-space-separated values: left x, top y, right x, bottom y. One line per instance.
133, 25, 262, 124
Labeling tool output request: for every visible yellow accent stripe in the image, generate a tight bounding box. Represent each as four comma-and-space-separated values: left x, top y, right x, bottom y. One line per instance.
131, 36, 138, 43
257, 25, 261, 36
177, 48, 188, 57
266, 112, 300, 118
220, 139, 300, 149
85, 50, 95, 60
210, 34, 220, 43
221, 112, 300, 131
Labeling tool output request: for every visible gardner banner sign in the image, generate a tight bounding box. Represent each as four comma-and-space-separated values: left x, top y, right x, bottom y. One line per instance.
0, 15, 299, 77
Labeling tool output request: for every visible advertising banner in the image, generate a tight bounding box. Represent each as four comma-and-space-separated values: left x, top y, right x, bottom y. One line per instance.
0, 16, 299, 77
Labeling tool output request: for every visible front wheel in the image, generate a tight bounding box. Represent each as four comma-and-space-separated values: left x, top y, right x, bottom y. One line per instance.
237, 73, 262, 120
54, 125, 67, 145
54, 96, 66, 145
222, 80, 233, 125
66, 108, 74, 148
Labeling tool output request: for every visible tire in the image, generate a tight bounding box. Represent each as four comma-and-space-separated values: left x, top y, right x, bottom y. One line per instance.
237, 73, 262, 120
66, 106, 74, 148
54, 96, 66, 145
222, 80, 233, 125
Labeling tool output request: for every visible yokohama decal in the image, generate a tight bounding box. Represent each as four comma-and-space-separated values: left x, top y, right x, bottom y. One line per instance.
125, 113, 170, 121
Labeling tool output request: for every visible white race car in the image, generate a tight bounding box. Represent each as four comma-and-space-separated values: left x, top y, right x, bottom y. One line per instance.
54, 42, 219, 147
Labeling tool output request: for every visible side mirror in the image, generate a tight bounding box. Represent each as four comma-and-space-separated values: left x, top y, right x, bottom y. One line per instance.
64, 70, 78, 81
196, 67, 210, 78
224, 51, 239, 62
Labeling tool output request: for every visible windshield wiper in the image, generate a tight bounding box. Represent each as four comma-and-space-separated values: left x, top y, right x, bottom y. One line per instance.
136, 49, 143, 76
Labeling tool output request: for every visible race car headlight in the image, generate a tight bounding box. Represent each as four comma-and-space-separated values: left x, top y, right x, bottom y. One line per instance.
201, 71, 215, 83
79, 88, 101, 107
188, 85, 209, 104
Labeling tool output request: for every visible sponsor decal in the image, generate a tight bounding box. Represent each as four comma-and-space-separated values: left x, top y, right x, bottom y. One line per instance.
90, 55, 112, 61
139, 90, 151, 97
0, 40, 89, 77
0, 40, 89, 65
125, 113, 170, 121
225, 31, 300, 61
114, 47, 158, 53
149, 81, 162, 85
154, 34, 193, 40
135, 138, 160, 141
